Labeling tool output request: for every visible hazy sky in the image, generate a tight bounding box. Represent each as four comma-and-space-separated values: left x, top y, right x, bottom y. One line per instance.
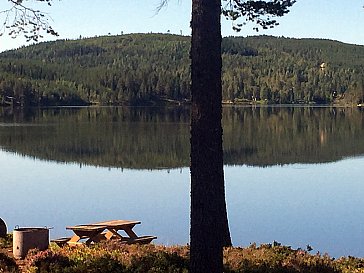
0, 0, 363, 52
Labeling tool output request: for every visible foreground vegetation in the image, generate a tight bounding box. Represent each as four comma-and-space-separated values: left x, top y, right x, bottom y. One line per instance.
2, 235, 364, 273
0, 34, 363, 107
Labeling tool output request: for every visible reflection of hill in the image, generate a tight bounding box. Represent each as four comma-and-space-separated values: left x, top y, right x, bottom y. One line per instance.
0, 106, 363, 169
223, 106, 364, 166
0, 107, 190, 169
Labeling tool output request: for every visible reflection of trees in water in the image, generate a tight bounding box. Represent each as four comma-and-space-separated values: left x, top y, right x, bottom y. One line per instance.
0, 106, 363, 169
0, 107, 191, 169
223, 106, 364, 166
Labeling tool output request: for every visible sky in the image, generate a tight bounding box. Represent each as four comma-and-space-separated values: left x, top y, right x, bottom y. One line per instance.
0, 0, 363, 52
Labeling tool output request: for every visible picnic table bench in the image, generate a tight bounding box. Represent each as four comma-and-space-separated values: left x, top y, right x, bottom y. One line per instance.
52, 220, 156, 247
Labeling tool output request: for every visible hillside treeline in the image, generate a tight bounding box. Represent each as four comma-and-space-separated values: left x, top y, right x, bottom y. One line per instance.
0, 34, 363, 106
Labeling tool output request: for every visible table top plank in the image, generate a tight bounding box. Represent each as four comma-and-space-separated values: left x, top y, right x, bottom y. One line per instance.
66, 220, 141, 231
66, 225, 108, 231
90, 220, 141, 227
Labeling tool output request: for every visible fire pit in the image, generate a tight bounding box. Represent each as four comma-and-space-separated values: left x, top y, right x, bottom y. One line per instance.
13, 227, 49, 259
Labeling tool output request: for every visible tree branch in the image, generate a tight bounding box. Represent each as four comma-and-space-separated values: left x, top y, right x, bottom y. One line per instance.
1, 0, 58, 42
222, 0, 296, 32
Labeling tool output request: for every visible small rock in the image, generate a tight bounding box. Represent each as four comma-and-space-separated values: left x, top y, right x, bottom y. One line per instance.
0, 218, 7, 238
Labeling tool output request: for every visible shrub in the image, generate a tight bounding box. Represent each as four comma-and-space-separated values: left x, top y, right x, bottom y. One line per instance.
127, 251, 188, 273
0, 252, 19, 273
0, 234, 13, 249
223, 244, 339, 273
17, 242, 364, 273
25, 249, 72, 273
336, 256, 364, 273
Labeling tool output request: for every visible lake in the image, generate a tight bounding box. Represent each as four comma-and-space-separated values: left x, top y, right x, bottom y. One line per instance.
0, 106, 363, 258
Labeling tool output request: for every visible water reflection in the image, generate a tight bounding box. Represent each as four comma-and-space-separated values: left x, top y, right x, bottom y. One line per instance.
1, 106, 363, 168
223, 106, 364, 165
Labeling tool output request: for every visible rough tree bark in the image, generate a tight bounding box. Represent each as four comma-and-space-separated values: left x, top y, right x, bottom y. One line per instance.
190, 1, 231, 273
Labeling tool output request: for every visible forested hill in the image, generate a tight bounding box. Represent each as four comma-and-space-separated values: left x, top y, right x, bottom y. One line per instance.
0, 33, 363, 107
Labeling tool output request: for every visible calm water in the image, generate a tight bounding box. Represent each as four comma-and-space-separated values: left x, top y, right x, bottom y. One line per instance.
0, 106, 364, 258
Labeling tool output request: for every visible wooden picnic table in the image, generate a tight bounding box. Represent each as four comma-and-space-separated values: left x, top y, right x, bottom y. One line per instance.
53, 220, 156, 246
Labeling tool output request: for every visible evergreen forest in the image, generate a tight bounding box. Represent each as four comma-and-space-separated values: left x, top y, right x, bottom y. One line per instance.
0, 33, 364, 107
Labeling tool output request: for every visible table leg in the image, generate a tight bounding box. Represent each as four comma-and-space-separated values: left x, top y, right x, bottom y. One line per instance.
86, 232, 106, 244
68, 235, 81, 244
123, 227, 138, 239
104, 229, 125, 240
68, 229, 106, 245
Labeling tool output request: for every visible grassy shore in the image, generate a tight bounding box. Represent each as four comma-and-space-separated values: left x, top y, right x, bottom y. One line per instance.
2, 235, 364, 273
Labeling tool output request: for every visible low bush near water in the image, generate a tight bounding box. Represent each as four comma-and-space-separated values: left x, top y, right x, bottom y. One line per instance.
23, 243, 189, 273
0, 252, 19, 273
3, 241, 364, 273
224, 243, 339, 273
0, 234, 12, 249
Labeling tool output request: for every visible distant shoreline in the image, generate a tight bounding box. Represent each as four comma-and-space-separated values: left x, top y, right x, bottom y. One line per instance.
1, 99, 361, 108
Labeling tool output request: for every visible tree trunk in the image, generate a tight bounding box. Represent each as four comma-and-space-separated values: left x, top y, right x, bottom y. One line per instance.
190, 0, 232, 273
